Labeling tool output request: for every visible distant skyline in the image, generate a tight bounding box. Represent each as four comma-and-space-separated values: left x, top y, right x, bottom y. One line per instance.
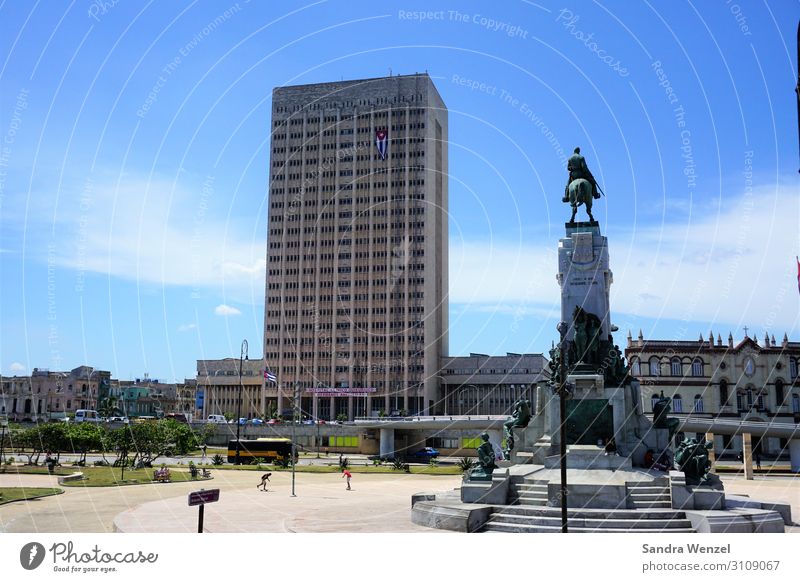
1, 1, 798, 381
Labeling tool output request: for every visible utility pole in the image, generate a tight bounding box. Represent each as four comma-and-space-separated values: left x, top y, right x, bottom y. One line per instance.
291, 382, 299, 496
235, 340, 248, 465
556, 321, 569, 533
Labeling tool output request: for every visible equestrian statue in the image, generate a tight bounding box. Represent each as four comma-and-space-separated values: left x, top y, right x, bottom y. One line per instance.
563, 147, 602, 223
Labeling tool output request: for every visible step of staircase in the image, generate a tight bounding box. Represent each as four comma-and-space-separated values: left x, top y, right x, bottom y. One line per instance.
627, 481, 672, 510
510, 481, 549, 506
479, 506, 695, 533
482, 522, 696, 533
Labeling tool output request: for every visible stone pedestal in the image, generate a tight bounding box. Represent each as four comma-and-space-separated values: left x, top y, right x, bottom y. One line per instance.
557, 223, 612, 342
543, 444, 632, 470
669, 471, 726, 510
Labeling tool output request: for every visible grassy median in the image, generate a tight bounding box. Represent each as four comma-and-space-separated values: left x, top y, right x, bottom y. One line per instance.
0, 487, 63, 505
60, 466, 210, 487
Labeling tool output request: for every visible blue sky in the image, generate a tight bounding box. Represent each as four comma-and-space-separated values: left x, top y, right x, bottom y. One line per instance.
1, 0, 798, 381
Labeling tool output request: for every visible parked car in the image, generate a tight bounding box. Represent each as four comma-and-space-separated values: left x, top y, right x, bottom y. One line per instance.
238, 418, 248, 425
74, 410, 102, 424
207, 414, 227, 424
249, 418, 265, 425
107, 416, 129, 424
407, 447, 440, 460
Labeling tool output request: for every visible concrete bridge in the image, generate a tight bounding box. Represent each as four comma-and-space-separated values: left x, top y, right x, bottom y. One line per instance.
354, 415, 800, 473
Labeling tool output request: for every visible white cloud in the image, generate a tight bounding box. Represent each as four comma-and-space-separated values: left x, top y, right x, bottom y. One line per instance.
215, 304, 241, 316
28, 174, 265, 303
451, 185, 800, 335
9, 362, 26, 373
177, 323, 197, 332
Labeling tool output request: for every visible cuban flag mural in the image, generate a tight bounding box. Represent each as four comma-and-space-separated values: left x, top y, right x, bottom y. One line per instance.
375, 128, 388, 160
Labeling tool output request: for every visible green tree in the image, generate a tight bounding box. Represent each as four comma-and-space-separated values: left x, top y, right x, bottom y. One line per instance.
12, 427, 42, 465
35, 423, 70, 461
66, 422, 105, 465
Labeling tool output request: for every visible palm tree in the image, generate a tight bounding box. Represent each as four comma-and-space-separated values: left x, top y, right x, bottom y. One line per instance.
98, 395, 120, 418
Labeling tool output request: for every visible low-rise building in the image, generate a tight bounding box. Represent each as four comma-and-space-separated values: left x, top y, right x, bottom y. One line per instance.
437, 353, 549, 416
197, 358, 266, 420
625, 330, 800, 457
1, 366, 110, 422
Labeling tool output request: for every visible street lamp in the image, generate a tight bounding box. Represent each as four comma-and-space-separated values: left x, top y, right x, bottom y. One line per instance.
316, 382, 323, 458
291, 382, 300, 497
235, 340, 249, 465
0, 417, 8, 472
85, 368, 98, 410
556, 321, 570, 534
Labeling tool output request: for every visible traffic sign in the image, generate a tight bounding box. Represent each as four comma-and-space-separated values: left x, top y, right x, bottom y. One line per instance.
188, 489, 220, 506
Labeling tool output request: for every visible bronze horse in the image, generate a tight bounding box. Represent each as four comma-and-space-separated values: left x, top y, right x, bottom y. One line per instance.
565, 178, 595, 223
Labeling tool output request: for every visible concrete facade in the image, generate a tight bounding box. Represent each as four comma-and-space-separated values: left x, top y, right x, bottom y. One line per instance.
437, 352, 549, 416
263, 73, 449, 419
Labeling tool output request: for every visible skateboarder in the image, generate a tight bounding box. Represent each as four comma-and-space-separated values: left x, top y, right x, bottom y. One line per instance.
257, 472, 271, 491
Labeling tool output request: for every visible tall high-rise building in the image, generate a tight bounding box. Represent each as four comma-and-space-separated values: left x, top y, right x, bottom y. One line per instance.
263, 73, 448, 420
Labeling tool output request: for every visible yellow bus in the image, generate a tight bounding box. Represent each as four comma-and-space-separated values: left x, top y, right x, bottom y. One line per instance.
227, 438, 296, 465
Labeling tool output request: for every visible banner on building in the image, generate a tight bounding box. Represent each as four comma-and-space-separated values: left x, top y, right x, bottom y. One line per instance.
308, 386, 377, 396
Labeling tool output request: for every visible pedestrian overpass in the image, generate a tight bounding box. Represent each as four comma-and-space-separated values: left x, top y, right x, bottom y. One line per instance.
355, 415, 800, 473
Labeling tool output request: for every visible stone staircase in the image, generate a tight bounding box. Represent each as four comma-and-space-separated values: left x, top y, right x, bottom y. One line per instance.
626, 477, 672, 510
479, 506, 695, 533
509, 478, 549, 507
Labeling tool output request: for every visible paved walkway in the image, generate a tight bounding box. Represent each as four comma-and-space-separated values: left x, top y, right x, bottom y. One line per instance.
1, 469, 797, 533
0, 469, 459, 533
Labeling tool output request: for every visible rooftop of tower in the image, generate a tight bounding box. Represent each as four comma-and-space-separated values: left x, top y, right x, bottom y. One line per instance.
271, 72, 446, 109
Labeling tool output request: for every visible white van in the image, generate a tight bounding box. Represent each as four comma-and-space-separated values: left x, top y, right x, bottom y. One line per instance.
74, 409, 101, 423
207, 414, 227, 423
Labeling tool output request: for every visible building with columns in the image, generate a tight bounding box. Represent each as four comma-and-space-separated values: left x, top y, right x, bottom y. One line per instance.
438, 353, 549, 416
197, 358, 267, 420
0, 366, 110, 422
262, 73, 449, 420
625, 330, 800, 457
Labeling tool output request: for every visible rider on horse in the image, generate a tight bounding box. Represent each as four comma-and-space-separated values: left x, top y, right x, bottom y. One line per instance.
564, 147, 600, 201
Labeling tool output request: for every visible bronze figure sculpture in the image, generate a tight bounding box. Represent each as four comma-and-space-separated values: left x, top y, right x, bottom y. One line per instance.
503, 398, 533, 460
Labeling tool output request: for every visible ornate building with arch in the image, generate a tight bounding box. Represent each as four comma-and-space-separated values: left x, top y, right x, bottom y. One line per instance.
625, 330, 800, 457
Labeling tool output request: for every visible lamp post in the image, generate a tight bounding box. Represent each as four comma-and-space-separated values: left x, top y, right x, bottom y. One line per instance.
235, 340, 248, 465
85, 368, 97, 410
556, 321, 570, 533
291, 382, 299, 496
0, 417, 8, 472
316, 382, 323, 459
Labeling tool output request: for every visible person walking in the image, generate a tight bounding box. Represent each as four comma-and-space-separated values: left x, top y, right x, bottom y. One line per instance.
200, 444, 207, 462
755, 451, 762, 470
342, 468, 352, 490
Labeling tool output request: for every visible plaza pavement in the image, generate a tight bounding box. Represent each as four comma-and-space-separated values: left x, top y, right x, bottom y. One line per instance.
1, 468, 798, 533
0, 468, 459, 533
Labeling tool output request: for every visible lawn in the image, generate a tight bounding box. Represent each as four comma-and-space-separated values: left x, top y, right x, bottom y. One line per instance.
0, 487, 63, 505
61, 466, 211, 487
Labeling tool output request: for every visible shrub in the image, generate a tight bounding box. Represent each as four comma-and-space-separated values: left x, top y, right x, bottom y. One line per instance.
392, 458, 410, 473
456, 457, 475, 473
211, 454, 225, 466
93, 460, 108, 467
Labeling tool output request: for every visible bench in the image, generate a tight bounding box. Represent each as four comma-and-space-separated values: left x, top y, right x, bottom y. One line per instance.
153, 468, 171, 483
